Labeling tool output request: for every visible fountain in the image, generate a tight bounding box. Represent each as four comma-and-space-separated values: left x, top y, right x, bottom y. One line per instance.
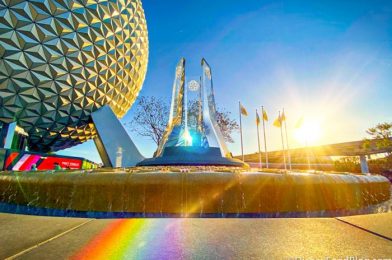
0, 57, 391, 218
0, 168, 390, 218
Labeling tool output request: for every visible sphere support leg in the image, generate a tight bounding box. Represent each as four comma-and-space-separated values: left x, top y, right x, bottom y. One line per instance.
91, 106, 144, 167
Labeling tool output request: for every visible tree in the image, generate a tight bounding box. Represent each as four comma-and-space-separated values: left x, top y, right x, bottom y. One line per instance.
363, 122, 392, 171
214, 107, 239, 143
363, 122, 392, 155
127, 96, 239, 146
186, 100, 239, 143
125, 96, 169, 145
334, 157, 361, 173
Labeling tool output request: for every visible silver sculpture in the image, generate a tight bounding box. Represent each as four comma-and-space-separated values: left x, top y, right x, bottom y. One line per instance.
139, 58, 244, 166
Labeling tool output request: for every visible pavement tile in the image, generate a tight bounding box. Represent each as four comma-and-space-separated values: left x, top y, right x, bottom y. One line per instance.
5, 216, 391, 259
338, 212, 392, 240
0, 213, 89, 259
16, 219, 115, 260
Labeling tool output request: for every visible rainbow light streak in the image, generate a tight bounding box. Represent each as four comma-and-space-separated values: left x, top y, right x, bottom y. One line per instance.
72, 219, 185, 259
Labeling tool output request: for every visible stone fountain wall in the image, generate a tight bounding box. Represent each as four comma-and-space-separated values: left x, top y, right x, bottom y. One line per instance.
0, 171, 390, 216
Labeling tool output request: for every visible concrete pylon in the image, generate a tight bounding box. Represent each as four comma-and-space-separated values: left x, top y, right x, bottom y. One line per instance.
359, 155, 369, 174
0, 122, 16, 149
91, 105, 144, 167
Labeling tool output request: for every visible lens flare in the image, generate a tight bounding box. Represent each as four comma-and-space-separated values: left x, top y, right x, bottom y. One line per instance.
183, 129, 193, 146
294, 119, 323, 145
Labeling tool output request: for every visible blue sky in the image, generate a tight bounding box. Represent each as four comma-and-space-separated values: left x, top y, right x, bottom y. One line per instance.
59, 0, 392, 163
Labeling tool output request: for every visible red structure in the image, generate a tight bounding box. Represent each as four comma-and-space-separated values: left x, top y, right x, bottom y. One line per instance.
0, 149, 98, 171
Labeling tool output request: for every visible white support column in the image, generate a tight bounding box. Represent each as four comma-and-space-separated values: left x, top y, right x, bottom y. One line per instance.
91, 105, 144, 168
4, 122, 16, 149
359, 155, 369, 174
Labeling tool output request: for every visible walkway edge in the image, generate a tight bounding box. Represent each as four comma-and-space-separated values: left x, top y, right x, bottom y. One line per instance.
335, 217, 392, 242
5, 219, 94, 260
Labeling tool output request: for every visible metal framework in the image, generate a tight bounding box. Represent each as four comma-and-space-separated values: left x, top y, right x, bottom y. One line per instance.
0, 0, 149, 152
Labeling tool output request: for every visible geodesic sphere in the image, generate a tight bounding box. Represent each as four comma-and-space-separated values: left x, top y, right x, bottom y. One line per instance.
0, 0, 148, 152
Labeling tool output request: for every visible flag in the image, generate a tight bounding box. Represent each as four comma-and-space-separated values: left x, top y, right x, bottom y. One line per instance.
262, 109, 268, 121
256, 111, 261, 125
295, 116, 304, 128
273, 115, 282, 128
281, 111, 286, 121
240, 103, 248, 116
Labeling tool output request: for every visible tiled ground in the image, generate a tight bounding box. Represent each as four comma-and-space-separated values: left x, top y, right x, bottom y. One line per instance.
0, 213, 391, 259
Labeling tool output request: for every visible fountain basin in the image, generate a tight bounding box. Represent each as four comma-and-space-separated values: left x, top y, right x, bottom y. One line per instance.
0, 170, 390, 217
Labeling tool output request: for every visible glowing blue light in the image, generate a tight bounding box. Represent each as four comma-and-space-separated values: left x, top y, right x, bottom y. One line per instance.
183, 129, 193, 146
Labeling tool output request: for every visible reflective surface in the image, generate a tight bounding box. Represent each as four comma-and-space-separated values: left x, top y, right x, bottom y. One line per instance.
0, 0, 149, 152
151, 58, 240, 166
156, 58, 185, 155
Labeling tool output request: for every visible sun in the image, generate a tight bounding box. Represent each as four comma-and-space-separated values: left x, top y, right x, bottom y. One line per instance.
294, 119, 323, 145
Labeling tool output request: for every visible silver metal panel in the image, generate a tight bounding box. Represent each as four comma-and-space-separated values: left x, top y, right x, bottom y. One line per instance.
156, 58, 186, 156
152, 58, 233, 161
91, 106, 144, 167
201, 59, 230, 157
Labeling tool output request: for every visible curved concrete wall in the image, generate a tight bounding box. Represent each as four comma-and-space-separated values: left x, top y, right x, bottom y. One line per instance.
0, 171, 390, 214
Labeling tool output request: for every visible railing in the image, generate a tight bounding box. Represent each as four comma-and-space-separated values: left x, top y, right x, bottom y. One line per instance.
247, 162, 335, 171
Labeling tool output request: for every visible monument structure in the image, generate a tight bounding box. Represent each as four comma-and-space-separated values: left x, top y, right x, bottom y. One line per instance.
138, 58, 245, 167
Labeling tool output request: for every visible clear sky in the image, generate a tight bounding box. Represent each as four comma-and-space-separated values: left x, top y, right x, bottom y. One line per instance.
59, 0, 392, 163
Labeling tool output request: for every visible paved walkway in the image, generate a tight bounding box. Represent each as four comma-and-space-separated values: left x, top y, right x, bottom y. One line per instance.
1, 213, 392, 259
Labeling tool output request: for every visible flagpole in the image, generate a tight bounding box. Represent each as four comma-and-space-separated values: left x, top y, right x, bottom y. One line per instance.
306, 139, 311, 170
283, 108, 292, 171
261, 106, 269, 168
295, 116, 309, 170
239, 101, 244, 162
278, 111, 287, 171
256, 109, 262, 169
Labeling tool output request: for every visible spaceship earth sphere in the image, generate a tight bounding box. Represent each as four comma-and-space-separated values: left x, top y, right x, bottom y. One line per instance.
0, 0, 149, 152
